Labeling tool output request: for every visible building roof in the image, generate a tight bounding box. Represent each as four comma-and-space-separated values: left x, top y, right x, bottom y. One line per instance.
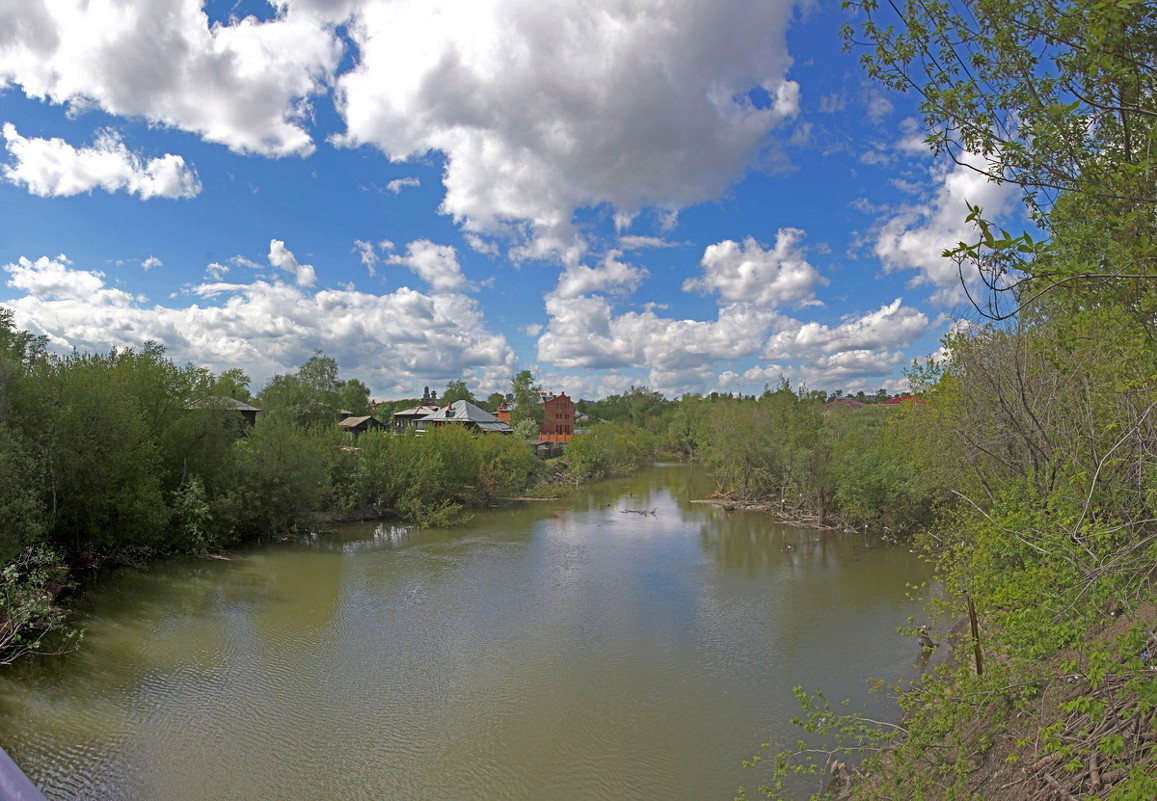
338, 415, 380, 429
878, 394, 923, 405
186, 395, 261, 412
826, 398, 865, 408
419, 400, 514, 432
393, 404, 440, 418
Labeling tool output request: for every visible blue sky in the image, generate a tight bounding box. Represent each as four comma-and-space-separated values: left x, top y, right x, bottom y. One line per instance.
0, 0, 1019, 401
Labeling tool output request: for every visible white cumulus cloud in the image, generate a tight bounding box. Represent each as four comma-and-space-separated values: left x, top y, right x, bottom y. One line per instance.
763, 298, 929, 361
2, 124, 201, 198
684, 228, 827, 308
552, 251, 648, 300
267, 240, 318, 287
874, 152, 1020, 304
384, 239, 468, 292
2, 253, 516, 395
334, 0, 800, 258
0, 0, 339, 157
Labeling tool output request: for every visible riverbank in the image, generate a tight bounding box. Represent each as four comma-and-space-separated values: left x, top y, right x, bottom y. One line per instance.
688, 497, 852, 534
847, 598, 1157, 801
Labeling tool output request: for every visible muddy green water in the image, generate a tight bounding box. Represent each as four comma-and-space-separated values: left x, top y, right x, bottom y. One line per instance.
0, 464, 935, 800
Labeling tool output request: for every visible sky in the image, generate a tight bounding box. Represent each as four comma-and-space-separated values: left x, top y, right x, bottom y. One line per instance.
0, 0, 1021, 401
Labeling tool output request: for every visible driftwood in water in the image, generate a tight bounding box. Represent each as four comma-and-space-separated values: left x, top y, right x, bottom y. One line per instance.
620, 508, 657, 516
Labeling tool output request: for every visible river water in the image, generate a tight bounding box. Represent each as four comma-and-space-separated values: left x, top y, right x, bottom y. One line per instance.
0, 464, 935, 801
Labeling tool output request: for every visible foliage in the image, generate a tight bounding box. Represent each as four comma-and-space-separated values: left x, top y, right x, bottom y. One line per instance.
0, 546, 77, 666
657, 393, 710, 459
441, 380, 475, 405
844, 0, 1157, 322
737, 687, 904, 801
258, 354, 370, 425
576, 385, 670, 427
563, 422, 657, 482
217, 416, 336, 539
508, 369, 544, 431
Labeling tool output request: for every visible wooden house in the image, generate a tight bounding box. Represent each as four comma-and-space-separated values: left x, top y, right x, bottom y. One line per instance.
338, 415, 388, 439
185, 395, 261, 427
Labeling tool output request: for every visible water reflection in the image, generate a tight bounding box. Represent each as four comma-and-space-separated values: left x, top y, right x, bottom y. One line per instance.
0, 464, 934, 801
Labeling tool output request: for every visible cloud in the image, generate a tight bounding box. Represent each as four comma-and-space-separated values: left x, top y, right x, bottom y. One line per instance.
534, 230, 858, 394
536, 289, 782, 394
721, 347, 911, 393
384, 239, 468, 292
141, 256, 163, 270
2, 253, 516, 394
762, 298, 929, 361
4, 255, 110, 300
267, 239, 317, 287
865, 89, 893, 123
334, 0, 800, 258
353, 239, 378, 276
617, 235, 679, 251
684, 229, 827, 308
873, 153, 1019, 304
552, 251, 647, 300
385, 176, 420, 194
0, 0, 339, 157
1, 124, 201, 198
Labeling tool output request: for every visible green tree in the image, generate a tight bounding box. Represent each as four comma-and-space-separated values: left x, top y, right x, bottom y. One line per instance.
259, 354, 368, 425
845, 0, 1157, 321
484, 391, 506, 412
217, 416, 335, 538
442, 380, 475, 405
508, 370, 543, 433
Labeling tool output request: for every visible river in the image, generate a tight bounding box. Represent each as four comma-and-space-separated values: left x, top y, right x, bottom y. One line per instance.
0, 463, 935, 800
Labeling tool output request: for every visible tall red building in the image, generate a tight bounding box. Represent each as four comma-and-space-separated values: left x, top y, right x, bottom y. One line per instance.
497, 391, 575, 442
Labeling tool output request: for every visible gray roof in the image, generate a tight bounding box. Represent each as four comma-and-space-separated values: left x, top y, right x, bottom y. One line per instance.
186, 395, 261, 412
419, 400, 513, 432
393, 404, 441, 418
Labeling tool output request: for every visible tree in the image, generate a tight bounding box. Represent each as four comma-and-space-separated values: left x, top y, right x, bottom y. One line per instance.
258, 353, 367, 425
844, 0, 1157, 321
442, 380, 475, 405
508, 370, 543, 433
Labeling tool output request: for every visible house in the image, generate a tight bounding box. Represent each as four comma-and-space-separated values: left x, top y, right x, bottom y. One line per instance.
338, 415, 388, 439
392, 385, 443, 432
878, 394, 923, 406
418, 400, 513, 433
496, 391, 575, 443
185, 395, 261, 427
393, 403, 441, 432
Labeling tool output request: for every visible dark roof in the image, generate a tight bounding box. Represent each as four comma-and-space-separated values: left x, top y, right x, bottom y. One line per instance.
338, 415, 380, 429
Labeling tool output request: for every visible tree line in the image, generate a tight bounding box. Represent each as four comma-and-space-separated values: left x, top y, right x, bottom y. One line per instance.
0, 332, 546, 663
740, 0, 1157, 796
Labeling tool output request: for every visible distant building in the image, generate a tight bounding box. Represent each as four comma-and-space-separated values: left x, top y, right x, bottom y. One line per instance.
393, 403, 441, 432
338, 415, 388, 439
185, 395, 261, 428
878, 394, 923, 406
496, 391, 575, 443
419, 400, 513, 434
